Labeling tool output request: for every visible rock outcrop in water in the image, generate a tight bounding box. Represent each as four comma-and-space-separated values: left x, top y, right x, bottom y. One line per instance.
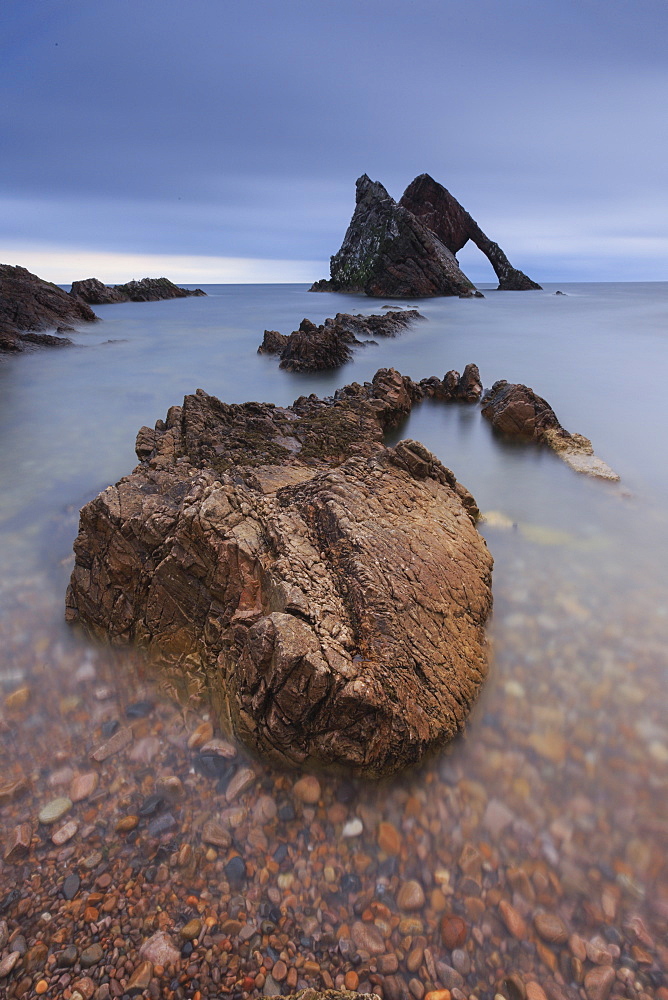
400, 174, 542, 291
310, 176, 481, 299
0, 263, 97, 353
311, 174, 541, 297
70, 276, 206, 304
481, 380, 619, 479
258, 310, 424, 371
66, 368, 493, 777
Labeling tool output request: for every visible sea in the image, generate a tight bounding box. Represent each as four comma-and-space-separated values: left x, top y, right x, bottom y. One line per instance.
1, 282, 667, 970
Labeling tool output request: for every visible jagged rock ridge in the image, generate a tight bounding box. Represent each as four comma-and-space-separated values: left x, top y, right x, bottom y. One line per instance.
311, 173, 541, 297
257, 310, 424, 372
66, 368, 494, 777
70, 276, 206, 305
1, 264, 97, 353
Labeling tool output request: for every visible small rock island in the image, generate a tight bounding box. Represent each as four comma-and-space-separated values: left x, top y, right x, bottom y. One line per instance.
69, 276, 206, 304
258, 310, 424, 371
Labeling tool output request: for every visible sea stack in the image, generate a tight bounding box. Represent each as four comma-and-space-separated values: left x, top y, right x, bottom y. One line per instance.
311, 173, 541, 297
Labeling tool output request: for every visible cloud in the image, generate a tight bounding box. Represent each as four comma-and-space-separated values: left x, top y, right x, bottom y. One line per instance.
0, 243, 326, 284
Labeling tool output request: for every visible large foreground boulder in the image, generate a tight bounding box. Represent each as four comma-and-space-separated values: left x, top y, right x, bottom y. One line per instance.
311, 176, 480, 299
258, 310, 424, 371
66, 369, 493, 777
481, 380, 619, 479
70, 276, 206, 304
1, 263, 97, 353
400, 174, 542, 291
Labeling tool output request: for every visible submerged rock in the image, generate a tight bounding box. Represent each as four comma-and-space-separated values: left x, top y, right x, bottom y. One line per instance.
67, 368, 493, 777
481, 380, 619, 479
258, 310, 424, 372
400, 174, 542, 291
0, 263, 97, 353
311, 175, 480, 299
69, 276, 206, 304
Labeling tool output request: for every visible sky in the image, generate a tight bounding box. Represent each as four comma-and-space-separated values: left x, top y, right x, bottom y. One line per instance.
1, 0, 667, 284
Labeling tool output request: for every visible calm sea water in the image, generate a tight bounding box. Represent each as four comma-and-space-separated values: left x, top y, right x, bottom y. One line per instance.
1, 282, 667, 939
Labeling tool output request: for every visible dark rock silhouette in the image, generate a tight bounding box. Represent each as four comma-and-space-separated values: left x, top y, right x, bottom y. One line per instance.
67, 368, 493, 777
1, 264, 97, 353
70, 276, 206, 304
400, 174, 542, 291
69, 278, 127, 305
258, 310, 424, 372
311, 176, 480, 299
311, 173, 541, 297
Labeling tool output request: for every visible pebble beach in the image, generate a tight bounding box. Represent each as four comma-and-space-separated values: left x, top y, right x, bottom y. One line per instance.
1, 498, 667, 1000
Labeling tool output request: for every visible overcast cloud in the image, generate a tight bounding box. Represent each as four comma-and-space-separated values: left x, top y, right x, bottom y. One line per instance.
1, 0, 666, 282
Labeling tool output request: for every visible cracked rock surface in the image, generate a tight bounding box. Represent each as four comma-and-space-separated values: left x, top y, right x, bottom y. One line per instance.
66, 369, 493, 777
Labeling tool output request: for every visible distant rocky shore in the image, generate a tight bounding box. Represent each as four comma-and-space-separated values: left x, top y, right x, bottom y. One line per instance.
311, 173, 541, 298
257, 310, 424, 371
0, 266, 206, 353
70, 276, 206, 305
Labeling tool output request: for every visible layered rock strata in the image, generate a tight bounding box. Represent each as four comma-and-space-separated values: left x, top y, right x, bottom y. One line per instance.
258, 310, 423, 372
481, 380, 619, 479
311, 173, 541, 298
310, 176, 480, 299
400, 174, 542, 291
0, 263, 97, 353
66, 368, 493, 777
70, 276, 205, 304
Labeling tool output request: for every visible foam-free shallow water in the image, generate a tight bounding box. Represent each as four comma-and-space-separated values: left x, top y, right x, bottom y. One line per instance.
1, 282, 667, 986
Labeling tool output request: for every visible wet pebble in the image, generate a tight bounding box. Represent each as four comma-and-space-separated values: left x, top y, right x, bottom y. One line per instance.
397, 879, 426, 910
584, 966, 616, 1000
90, 726, 132, 761
56, 946, 79, 968
351, 920, 385, 955
293, 774, 321, 804
38, 796, 72, 825
80, 943, 103, 968
52, 819, 78, 845
342, 817, 363, 837
0, 950, 21, 977
69, 771, 98, 802
441, 914, 467, 949
534, 911, 569, 944
180, 918, 202, 941
226, 765, 257, 802
139, 931, 180, 967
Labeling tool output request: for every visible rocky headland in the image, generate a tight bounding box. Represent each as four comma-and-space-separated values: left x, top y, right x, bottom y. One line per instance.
311, 174, 541, 297
70, 276, 206, 304
66, 368, 494, 777
257, 310, 424, 371
0, 264, 97, 353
